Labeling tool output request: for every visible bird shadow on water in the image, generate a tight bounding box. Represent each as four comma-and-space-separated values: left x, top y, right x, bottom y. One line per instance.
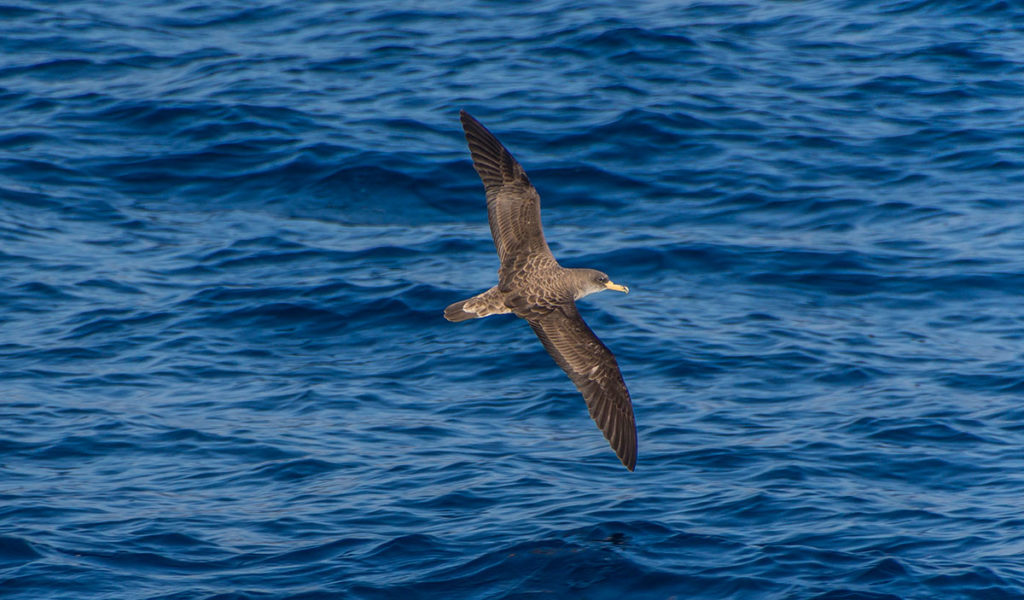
357, 522, 688, 600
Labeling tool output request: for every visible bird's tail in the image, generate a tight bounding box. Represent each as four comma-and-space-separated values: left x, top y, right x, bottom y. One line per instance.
444, 299, 479, 322
444, 286, 511, 322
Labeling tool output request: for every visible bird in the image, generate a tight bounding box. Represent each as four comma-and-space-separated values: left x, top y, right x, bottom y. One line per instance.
444, 110, 638, 471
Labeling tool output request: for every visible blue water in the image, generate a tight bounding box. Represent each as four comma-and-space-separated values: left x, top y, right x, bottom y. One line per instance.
3, 1, 1024, 598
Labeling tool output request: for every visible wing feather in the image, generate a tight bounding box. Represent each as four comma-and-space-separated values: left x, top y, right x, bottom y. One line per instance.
460, 111, 553, 279
527, 305, 638, 471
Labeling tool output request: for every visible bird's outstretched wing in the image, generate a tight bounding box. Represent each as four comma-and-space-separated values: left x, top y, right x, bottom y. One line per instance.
527, 304, 638, 471
460, 111, 554, 278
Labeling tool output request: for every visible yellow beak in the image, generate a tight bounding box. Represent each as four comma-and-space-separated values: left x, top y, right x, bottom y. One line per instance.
605, 281, 629, 294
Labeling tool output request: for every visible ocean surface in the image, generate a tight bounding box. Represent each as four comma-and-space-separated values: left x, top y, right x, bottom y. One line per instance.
3, 1, 1024, 598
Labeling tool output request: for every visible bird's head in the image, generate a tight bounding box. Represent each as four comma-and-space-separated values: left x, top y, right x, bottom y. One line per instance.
575, 269, 629, 300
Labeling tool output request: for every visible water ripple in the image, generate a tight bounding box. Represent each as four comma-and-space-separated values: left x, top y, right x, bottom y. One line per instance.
3, 1, 1024, 599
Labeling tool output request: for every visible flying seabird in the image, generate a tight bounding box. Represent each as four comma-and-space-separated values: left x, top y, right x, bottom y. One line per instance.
444, 110, 638, 471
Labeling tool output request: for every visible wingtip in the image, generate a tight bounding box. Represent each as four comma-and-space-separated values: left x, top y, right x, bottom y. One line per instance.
622, 452, 637, 472
617, 426, 638, 472
459, 110, 486, 135
458, 110, 521, 189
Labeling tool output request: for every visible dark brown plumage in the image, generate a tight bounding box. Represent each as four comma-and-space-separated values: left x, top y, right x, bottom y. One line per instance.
445, 110, 638, 471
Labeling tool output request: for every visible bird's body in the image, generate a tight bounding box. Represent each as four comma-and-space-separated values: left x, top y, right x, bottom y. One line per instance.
445, 110, 638, 471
